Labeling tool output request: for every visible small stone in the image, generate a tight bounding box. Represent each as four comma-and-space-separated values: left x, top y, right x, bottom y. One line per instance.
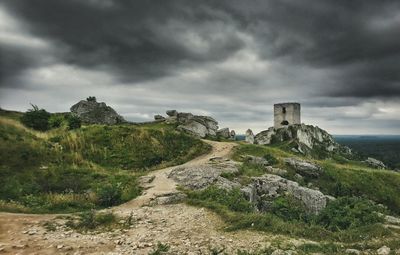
57, 244, 64, 249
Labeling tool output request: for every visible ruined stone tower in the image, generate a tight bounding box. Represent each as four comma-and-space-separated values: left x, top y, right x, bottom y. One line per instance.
274, 103, 301, 129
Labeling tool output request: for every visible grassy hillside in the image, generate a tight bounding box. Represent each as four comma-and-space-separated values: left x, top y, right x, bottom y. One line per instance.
0, 112, 210, 213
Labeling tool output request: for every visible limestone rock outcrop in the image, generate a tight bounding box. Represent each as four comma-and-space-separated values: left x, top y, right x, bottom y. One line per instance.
242, 174, 327, 214
254, 124, 352, 158
364, 157, 386, 169
168, 159, 240, 190
245, 129, 255, 144
70, 98, 125, 125
155, 110, 220, 138
284, 158, 323, 178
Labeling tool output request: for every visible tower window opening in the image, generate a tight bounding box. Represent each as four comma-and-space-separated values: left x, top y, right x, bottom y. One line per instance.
281, 120, 289, 125
282, 107, 286, 114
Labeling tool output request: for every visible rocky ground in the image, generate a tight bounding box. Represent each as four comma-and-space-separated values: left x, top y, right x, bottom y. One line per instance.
0, 141, 397, 255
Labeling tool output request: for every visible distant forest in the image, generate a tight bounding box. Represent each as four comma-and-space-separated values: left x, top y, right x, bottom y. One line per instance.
335, 136, 400, 170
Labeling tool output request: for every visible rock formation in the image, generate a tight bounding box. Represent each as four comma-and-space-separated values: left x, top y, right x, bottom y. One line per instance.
70, 98, 125, 125
284, 158, 323, 178
154, 110, 220, 138
242, 174, 327, 214
364, 157, 386, 169
254, 124, 352, 158
245, 129, 255, 144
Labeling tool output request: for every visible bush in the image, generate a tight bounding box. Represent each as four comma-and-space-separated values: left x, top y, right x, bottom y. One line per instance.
187, 186, 253, 213
68, 210, 117, 230
316, 197, 384, 231
263, 153, 278, 165
96, 182, 123, 207
48, 115, 64, 128
270, 195, 310, 222
20, 105, 51, 131
67, 115, 81, 130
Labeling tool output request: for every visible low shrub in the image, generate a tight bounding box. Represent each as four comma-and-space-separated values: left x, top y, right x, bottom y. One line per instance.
96, 182, 123, 207
48, 115, 64, 128
149, 242, 170, 255
187, 186, 253, 213
270, 195, 310, 222
67, 210, 117, 230
263, 153, 278, 165
67, 115, 81, 130
316, 197, 384, 231
20, 105, 51, 131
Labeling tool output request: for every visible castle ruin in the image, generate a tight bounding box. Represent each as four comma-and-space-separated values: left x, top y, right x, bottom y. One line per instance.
274, 102, 301, 129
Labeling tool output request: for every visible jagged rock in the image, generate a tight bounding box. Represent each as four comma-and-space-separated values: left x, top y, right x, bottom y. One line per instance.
70, 99, 125, 125
217, 128, 230, 138
254, 124, 352, 158
254, 127, 275, 145
177, 112, 194, 123
214, 177, 241, 190
385, 215, 400, 225
177, 115, 218, 138
168, 164, 239, 190
154, 114, 165, 121
364, 157, 386, 169
377, 246, 391, 255
245, 129, 255, 144
284, 158, 323, 177
243, 174, 327, 214
166, 110, 178, 117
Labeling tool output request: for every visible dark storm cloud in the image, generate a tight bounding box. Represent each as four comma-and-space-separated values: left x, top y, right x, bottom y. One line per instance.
1, 0, 400, 134
1, 0, 245, 82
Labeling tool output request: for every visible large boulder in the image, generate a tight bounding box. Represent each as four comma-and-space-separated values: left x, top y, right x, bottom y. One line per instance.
364, 157, 386, 169
70, 99, 125, 125
242, 174, 327, 214
284, 158, 323, 178
168, 159, 240, 190
217, 128, 230, 138
254, 124, 352, 158
245, 129, 255, 144
177, 115, 218, 138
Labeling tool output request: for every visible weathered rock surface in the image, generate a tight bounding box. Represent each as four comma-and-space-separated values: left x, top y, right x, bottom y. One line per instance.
254, 124, 352, 158
168, 161, 239, 190
284, 158, 323, 177
364, 157, 386, 169
242, 174, 327, 214
70, 99, 125, 125
217, 128, 230, 138
245, 129, 255, 144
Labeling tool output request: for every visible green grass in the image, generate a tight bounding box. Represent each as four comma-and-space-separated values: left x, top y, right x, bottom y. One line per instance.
0, 112, 210, 213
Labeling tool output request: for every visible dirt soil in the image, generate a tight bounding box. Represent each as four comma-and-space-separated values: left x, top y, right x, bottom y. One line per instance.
0, 141, 301, 255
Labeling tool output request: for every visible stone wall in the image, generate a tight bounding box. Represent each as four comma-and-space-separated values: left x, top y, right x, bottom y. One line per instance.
274, 102, 301, 129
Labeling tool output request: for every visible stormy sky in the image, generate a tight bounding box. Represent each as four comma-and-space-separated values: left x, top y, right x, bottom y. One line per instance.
0, 0, 399, 134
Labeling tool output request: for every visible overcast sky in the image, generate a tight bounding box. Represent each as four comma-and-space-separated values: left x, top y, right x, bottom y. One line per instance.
1, 0, 399, 134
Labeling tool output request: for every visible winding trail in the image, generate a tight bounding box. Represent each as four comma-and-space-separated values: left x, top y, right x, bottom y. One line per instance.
114, 140, 237, 211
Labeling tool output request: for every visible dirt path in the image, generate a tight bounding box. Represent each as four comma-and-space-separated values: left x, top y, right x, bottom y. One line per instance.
0, 141, 295, 255
114, 140, 237, 211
